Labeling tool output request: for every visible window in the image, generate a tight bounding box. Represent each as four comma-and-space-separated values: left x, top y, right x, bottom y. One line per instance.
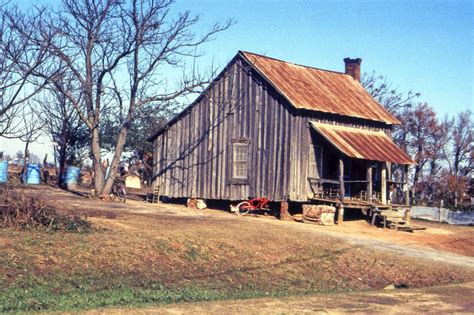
229, 139, 250, 184
233, 143, 248, 179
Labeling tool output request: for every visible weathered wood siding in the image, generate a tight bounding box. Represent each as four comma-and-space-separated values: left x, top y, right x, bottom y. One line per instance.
153, 57, 294, 201
152, 56, 392, 202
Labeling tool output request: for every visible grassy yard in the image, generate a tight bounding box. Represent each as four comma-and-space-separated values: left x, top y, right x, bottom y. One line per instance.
1, 188, 473, 313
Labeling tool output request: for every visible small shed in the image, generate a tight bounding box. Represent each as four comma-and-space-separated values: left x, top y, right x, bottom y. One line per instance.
125, 173, 141, 189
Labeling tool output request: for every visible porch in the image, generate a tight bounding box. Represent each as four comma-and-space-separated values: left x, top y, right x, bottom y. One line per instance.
307, 122, 415, 227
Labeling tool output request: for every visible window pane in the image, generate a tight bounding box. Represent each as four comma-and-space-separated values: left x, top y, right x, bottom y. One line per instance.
234, 145, 247, 162
234, 162, 247, 178
232, 142, 248, 180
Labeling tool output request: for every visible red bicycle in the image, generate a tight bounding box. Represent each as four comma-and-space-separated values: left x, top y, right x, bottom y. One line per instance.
231, 197, 271, 216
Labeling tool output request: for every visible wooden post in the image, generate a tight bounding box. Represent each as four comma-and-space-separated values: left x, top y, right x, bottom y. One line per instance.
338, 157, 344, 224
404, 164, 409, 206
339, 157, 345, 201
366, 164, 372, 203
279, 201, 292, 221
386, 162, 391, 203
381, 162, 387, 205
337, 203, 344, 225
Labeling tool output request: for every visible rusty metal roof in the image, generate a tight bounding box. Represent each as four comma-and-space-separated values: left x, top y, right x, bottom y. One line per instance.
310, 122, 414, 164
240, 51, 400, 125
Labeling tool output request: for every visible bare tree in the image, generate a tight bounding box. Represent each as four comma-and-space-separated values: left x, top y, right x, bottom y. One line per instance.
361, 71, 420, 114
35, 82, 89, 186
0, 4, 54, 138
17, 108, 44, 183
401, 103, 439, 187
426, 117, 450, 178
20, 0, 232, 195
445, 110, 473, 176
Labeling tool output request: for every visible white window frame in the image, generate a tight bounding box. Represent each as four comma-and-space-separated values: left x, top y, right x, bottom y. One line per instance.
232, 143, 249, 179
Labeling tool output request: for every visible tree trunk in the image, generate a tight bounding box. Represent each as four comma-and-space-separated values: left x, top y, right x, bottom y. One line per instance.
413, 165, 422, 188
100, 125, 129, 195
91, 127, 104, 194
58, 144, 67, 188
20, 142, 30, 184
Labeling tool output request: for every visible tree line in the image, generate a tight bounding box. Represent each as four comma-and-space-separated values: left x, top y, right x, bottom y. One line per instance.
0, 0, 232, 194
363, 72, 473, 208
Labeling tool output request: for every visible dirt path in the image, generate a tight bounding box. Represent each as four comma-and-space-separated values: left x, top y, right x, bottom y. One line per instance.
255, 218, 474, 269
81, 281, 474, 314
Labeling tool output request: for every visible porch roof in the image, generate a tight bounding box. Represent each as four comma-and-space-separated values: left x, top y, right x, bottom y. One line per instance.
309, 122, 415, 165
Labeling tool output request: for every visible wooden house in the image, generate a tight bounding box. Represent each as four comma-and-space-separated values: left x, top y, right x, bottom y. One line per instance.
148, 51, 414, 213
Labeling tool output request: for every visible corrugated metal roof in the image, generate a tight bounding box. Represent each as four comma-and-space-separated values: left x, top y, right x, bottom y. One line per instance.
310, 122, 414, 164
240, 51, 400, 125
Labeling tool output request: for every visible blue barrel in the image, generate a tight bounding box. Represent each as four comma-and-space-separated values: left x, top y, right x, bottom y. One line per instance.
0, 160, 8, 183
25, 164, 41, 184
64, 166, 81, 186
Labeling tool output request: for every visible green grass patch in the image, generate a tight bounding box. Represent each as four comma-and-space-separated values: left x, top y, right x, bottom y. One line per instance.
0, 277, 303, 314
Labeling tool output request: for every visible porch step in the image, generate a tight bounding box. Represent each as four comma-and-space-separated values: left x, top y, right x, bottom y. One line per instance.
380, 211, 404, 219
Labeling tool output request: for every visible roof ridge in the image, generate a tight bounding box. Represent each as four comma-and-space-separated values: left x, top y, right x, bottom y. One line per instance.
239, 50, 348, 76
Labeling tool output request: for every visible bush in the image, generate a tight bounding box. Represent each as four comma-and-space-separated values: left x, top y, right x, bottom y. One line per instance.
0, 188, 91, 232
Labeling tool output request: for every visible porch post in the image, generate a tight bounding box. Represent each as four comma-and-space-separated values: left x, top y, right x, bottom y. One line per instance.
381, 162, 387, 205
387, 162, 392, 203
366, 164, 372, 203
338, 157, 345, 224
404, 164, 410, 206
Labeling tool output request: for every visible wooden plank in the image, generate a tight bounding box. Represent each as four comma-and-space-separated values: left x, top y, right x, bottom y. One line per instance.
255, 79, 262, 197
404, 164, 410, 206
271, 96, 279, 198
367, 165, 373, 203
339, 158, 345, 202
338, 156, 345, 224
307, 177, 340, 185
215, 77, 222, 199
274, 102, 286, 201
345, 180, 369, 183
249, 71, 257, 197
191, 94, 199, 197
381, 162, 387, 204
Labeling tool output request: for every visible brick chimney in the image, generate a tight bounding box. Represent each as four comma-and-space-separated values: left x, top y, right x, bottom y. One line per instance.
344, 58, 362, 82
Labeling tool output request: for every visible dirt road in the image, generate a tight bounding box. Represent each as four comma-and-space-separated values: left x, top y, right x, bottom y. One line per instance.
257, 217, 474, 269
83, 281, 474, 314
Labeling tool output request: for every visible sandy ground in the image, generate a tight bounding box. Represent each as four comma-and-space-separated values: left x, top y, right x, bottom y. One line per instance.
80, 281, 474, 314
